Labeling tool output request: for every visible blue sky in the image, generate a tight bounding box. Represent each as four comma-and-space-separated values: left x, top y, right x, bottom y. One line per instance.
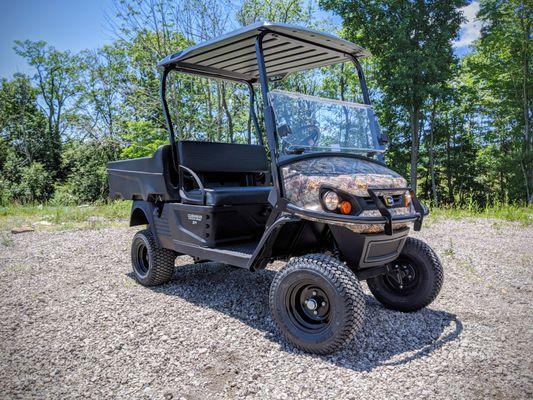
0, 0, 481, 79
0, 0, 115, 77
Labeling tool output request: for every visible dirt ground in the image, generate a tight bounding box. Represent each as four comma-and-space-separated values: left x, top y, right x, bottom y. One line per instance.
0, 218, 532, 399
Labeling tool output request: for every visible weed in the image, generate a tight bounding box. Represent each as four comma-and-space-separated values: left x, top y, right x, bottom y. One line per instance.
429, 204, 532, 226
443, 238, 455, 258
0, 231, 14, 247
0, 201, 130, 232
458, 257, 476, 274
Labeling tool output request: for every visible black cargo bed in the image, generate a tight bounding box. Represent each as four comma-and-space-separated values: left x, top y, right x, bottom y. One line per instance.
107, 145, 178, 201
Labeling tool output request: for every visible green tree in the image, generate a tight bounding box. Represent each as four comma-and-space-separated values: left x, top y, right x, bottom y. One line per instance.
74, 44, 128, 140
236, 0, 313, 25
14, 40, 82, 175
16, 162, 53, 203
0, 74, 48, 167
320, 0, 466, 192
465, 0, 532, 203
57, 140, 120, 204
113, 0, 255, 146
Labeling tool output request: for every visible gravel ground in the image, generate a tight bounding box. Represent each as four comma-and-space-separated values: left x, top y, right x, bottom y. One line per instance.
0, 218, 532, 399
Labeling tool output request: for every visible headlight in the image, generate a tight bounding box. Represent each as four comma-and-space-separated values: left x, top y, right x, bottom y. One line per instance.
323, 191, 339, 211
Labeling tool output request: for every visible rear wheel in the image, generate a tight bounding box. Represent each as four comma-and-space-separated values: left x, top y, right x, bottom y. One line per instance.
269, 254, 365, 355
367, 237, 443, 312
131, 229, 176, 286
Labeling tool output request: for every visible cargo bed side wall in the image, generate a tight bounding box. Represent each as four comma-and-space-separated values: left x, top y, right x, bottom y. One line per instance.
107, 145, 178, 201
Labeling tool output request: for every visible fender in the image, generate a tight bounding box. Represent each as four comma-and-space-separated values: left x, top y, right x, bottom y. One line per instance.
247, 214, 300, 271
130, 200, 160, 247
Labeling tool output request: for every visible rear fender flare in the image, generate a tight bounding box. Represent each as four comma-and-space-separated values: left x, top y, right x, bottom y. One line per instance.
130, 201, 160, 247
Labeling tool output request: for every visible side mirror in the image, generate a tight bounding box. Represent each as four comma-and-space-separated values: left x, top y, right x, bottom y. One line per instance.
378, 133, 389, 146
277, 124, 292, 138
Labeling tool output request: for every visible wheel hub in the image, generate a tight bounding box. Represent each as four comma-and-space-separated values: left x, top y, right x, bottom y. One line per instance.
135, 242, 150, 276
384, 259, 418, 293
287, 284, 331, 331
305, 298, 318, 311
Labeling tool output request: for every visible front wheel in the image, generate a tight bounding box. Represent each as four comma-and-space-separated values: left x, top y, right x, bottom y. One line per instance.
269, 254, 365, 355
367, 237, 443, 312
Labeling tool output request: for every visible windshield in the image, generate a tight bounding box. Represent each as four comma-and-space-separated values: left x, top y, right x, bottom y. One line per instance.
269, 90, 384, 156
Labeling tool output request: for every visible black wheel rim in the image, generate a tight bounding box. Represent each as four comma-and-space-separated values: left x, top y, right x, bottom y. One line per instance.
286, 280, 331, 333
384, 257, 420, 294
134, 242, 150, 277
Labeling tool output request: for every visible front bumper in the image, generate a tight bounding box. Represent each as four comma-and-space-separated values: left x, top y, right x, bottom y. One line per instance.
286, 188, 427, 236
329, 225, 410, 269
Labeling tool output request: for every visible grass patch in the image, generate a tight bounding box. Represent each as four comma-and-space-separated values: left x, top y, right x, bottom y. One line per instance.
443, 238, 456, 258
4, 264, 32, 273
428, 204, 532, 226
0, 201, 130, 232
0, 201, 531, 233
457, 257, 476, 274
0, 231, 14, 246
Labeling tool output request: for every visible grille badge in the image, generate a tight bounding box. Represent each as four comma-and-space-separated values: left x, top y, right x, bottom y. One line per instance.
383, 195, 394, 207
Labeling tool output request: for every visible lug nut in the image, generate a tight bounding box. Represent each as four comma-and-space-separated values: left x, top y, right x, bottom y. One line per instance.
313, 311, 318, 315
321, 302, 326, 306
312, 291, 317, 296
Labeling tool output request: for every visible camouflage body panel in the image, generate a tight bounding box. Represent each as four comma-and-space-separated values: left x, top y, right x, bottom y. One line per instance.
293, 208, 411, 234
281, 156, 410, 233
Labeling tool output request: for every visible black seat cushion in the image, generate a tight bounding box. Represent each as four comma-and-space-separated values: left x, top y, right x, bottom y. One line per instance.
178, 140, 269, 173
188, 186, 272, 206
177, 141, 271, 206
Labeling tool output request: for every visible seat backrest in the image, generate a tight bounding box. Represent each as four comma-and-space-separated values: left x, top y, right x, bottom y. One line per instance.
178, 140, 269, 173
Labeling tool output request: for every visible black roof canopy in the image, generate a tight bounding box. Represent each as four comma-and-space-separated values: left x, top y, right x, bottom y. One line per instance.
158, 21, 370, 82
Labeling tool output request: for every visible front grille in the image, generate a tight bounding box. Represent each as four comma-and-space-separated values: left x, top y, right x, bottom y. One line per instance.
362, 194, 403, 208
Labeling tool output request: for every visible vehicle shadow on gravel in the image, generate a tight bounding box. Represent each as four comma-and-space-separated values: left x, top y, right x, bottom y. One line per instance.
139, 260, 463, 372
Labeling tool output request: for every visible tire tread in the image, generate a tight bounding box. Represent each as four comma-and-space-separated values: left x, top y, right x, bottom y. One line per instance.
368, 237, 443, 312
132, 229, 176, 286
269, 253, 365, 354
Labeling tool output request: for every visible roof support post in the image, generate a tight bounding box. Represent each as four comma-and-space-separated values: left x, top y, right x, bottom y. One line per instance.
161, 67, 180, 169
349, 55, 371, 105
246, 81, 263, 146
349, 55, 386, 161
255, 31, 282, 196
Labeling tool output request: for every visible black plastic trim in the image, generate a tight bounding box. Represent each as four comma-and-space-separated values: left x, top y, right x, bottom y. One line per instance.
367, 188, 394, 235
130, 201, 160, 247
178, 165, 206, 205
277, 151, 387, 168
286, 203, 420, 225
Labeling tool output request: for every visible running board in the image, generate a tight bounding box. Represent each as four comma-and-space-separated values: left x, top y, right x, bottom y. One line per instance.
172, 240, 255, 268
170, 215, 299, 270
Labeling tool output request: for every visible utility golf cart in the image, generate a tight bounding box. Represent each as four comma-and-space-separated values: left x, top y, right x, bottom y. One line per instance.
107, 22, 443, 355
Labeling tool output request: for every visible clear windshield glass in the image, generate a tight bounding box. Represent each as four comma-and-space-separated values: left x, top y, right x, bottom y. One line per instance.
269, 90, 384, 155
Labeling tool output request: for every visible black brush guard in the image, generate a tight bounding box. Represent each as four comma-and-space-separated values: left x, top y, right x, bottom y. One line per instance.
286, 188, 426, 235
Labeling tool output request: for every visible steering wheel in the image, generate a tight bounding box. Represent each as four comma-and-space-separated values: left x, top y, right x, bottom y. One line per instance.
281, 123, 321, 153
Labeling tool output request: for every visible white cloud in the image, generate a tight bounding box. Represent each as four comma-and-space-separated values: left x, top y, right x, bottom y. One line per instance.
454, 1, 482, 48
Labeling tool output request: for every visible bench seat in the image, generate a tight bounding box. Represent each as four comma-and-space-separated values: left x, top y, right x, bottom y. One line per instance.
187, 186, 272, 206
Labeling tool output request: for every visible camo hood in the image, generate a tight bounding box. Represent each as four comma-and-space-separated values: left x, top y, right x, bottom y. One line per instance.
282, 156, 407, 210
281, 156, 410, 233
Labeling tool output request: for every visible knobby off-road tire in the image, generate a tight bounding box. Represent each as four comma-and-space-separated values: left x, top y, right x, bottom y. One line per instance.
269, 254, 365, 355
131, 229, 177, 286
367, 237, 443, 312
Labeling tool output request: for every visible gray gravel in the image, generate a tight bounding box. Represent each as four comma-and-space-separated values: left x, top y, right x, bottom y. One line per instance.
1, 218, 532, 399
